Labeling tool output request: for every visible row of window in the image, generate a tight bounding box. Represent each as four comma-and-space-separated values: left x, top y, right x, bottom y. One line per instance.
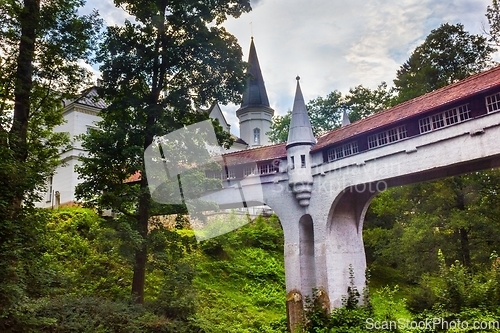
206, 169, 236, 180
216, 93, 499, 172
419, 104, 471, 134
368, 126, 407, 149
327, 141, 359, 162
326, 102, 475, 162
207, 163, 277, 180
244, 163, 277, 176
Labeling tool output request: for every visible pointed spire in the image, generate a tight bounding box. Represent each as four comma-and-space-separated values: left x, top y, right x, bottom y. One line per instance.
286, 76, 316, 148
241, 38, 270, 108
342, 109, 351, 126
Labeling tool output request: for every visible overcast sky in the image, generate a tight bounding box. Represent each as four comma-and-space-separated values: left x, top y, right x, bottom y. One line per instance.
83, 0, 496, 136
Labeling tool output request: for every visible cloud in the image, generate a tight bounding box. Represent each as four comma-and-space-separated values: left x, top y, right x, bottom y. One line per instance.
81, 0, 496, 138
82, 0, 132, 26
221, 0, 495, 133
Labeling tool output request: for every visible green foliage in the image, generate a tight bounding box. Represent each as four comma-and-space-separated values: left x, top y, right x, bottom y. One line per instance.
343, 82, 397, 122
408, 251, 500, 315
486, 0, 500, 46
267, 112, 291, 144
193, 216, 286, 332
365, 170, 500, 283
76, 0, 251, 303
303, 290, 373, 333
4, 295, 199, 333
42, 208, 131, 299
0, 209, 51, 316
0, 0, 100, 319
1, 207, 203, 332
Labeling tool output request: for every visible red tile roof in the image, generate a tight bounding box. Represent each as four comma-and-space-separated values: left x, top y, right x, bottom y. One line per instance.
223, 65, 500, 162
313, 65, 500, 151
221, 143, 287, 165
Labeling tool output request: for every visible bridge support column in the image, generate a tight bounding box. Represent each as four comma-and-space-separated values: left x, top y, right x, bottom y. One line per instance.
281, 215, 313, 332
324, 188, 375, 308
272, 202, 316, 332
271, 186, 376, 331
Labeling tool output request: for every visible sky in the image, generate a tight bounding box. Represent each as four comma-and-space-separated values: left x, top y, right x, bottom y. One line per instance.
83, 0, 496, 137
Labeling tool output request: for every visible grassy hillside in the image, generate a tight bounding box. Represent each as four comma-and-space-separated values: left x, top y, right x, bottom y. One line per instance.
191, 215, 287, 332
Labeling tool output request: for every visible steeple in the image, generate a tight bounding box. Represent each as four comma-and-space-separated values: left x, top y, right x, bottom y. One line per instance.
241, 37, 270, 108
342, 109, 351, 126
236, 38, 274, 148
286, 76, 316, 148
286, 76, 314, 207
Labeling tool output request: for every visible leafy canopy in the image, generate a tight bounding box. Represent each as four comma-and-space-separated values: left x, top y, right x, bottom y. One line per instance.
394, 23, 495, 103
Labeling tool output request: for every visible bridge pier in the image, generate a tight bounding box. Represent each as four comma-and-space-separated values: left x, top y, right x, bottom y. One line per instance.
270, 185, 376, 331
323, 188, 375, 308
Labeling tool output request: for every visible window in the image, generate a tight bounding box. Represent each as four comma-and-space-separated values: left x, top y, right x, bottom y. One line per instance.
419, 104, 471, 134
419, 117, 431, 133
458, 105, 471, 121
377, 132, 388, 146
368, 135, 378, 149
253, 128, 260, 145
431, 113, 445, 129
387, 128, 398, 143
259, 163, 276, 175
367, 126, 407, 149
227, 169, 236, 179
243, 166, 257, 177
444, 108, 458, 125
335, 146, 344, 159
290, 156, 295, 170
327, 141, 358, 162
486, 92, 500, 113
300, 155, 306, 168
46, 176, 53, 202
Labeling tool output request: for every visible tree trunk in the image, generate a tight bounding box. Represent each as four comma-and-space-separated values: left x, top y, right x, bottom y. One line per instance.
131, 175, 151, 304
459, 227, 471, 267
131, 113, 155, 304
7, 0, 40, 212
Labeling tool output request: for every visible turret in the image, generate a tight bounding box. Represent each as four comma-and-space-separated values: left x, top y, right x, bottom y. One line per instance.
236, 38, 274, 147
342, 109, 351, 126
286, 76, 315, 207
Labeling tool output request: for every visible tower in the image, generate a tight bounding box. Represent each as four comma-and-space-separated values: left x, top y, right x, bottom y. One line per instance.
286, 76, 316, 207
236, 38, 274, 147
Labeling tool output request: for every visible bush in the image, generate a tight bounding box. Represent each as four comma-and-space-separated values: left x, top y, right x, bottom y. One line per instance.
2, 295, 202, 333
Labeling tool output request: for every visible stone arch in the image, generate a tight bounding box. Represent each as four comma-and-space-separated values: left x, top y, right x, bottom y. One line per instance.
299, 214, 315, 295
324, 186, 378, 307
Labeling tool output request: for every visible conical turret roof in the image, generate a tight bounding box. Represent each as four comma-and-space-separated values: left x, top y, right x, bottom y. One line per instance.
241, 38, 270, 108
342, 109, 351, 126
286, 77, 316, 148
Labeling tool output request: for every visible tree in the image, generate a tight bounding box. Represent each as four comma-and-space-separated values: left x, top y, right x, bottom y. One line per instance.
267, 111, 291, 144
0, 0, 101, 312
76, 0, 251, 304
344, 82, 396, 122
486, 0, 500, 46
393, 23, 495, 102
364, 21, 500, 282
